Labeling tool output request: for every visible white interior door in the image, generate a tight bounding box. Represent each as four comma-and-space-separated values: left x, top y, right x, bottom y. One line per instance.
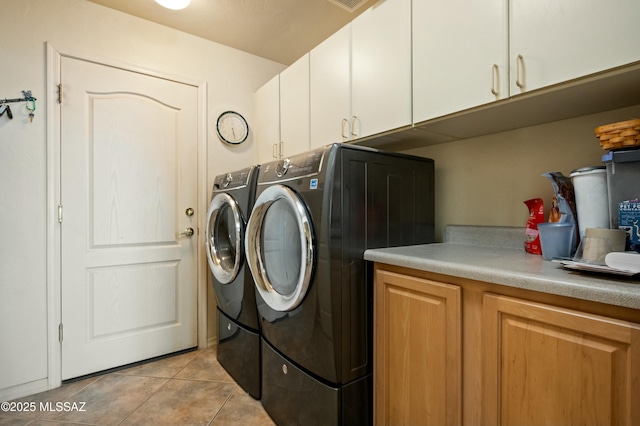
60, 57, 198, 380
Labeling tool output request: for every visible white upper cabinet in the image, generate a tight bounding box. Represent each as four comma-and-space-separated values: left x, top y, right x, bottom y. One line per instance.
280, 53, 311, 157
413, 0, 508, 123
309, 24, 352, 148
351, 0, 412, 139
413, 0, 640, 123
254, 74, 280, 164
254, 54, 310, 163
259, 0, 640, 155
509, 0, 640, 95
310, 0, 411, 148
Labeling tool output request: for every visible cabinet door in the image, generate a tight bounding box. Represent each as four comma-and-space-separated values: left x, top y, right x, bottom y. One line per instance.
309, 24, 351, 148
351, 0, 411, 139
374, 269, 461, 426
280, 53, 310, 157
413, 0, 507, 123
483, 293, 640, 425
254, 75, 280, 163
510, 0, 640, 95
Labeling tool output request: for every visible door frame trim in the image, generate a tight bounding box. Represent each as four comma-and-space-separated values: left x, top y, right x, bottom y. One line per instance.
46, 43, 208, 390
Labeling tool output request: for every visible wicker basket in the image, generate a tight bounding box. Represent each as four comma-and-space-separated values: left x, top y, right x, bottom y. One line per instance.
595, 118, 640, 150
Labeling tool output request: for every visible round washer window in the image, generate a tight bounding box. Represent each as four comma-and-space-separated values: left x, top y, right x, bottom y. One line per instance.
206, 193, 243, 284
213, 204, 237, 272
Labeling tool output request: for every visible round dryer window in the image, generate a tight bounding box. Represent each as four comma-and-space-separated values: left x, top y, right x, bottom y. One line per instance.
206, 193, 244, 284
245, 185, 314, 312
261, 199, 302, 296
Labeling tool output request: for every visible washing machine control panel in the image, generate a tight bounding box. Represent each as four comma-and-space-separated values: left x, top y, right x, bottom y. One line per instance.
212, 166, 256, 193
222, 173, 233, 187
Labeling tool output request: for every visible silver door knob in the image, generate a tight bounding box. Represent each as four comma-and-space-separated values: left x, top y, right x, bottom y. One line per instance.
179, 227, 195, 237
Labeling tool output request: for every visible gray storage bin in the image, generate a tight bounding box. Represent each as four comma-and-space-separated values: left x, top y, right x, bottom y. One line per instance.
602, 149, 640, 228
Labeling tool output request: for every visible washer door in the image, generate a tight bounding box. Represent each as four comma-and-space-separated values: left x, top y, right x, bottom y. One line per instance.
206, 193, 244, 284
245, 185, 314, 312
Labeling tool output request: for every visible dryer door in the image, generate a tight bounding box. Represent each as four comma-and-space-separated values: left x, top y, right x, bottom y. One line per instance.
206, 193, 244, 284
245, 184, 314, 312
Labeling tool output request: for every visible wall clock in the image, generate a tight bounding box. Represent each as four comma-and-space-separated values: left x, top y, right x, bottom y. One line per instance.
216, 111, 249, 145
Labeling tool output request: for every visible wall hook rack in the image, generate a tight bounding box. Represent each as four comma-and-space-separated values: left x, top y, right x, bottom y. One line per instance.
0, 90, 37, 122
0, 90, 37, 105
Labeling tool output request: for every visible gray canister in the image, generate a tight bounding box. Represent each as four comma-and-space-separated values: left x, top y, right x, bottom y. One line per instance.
602, 149, 640, 229
570, 166, 610, 239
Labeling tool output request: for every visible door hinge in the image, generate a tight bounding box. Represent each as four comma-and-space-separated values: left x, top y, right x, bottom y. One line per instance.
57, 84, 62, 104
58, 323, 63, 342
58, 204, 63, 223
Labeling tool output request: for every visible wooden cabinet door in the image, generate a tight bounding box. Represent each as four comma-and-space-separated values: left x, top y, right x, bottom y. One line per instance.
509, 0, 640, 95
280, 53, 310, 157
413, 0, 507, 123
254, 74, 280, 163
483, 293, 640, 426
374, 269, 461, 426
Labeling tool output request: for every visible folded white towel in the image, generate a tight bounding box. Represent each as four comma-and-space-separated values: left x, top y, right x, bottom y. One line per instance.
605, 252, 640, 273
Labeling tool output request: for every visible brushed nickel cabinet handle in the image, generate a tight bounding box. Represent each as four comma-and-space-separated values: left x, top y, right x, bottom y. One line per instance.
515, 54, 525, 89
341, 118, 349, 140
351, 116, 359, 138
491, 64, 500, 97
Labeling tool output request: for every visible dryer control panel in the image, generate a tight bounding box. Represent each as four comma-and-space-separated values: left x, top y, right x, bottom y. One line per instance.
259, 146, 326, 183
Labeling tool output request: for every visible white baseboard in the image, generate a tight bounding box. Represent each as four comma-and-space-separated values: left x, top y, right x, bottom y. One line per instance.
0, 378, 51, 402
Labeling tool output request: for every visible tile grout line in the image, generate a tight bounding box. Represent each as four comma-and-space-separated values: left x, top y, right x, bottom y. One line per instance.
207, 384, 240, 426
115, 349, 198, 425
115, 377, 172, 426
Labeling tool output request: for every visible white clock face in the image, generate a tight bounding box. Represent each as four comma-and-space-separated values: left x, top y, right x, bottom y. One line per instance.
217, 111, 249, 144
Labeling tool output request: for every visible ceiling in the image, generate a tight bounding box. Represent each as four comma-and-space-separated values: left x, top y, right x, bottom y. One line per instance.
85, 0, 374, 65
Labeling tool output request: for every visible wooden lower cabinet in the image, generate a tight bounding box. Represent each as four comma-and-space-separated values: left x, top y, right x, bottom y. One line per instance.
373, 264, 640, 426
374, 269, 462, 426
483, 293, 640, 426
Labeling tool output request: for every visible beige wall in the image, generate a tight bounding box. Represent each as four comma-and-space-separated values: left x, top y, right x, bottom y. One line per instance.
402, 105, 640, 242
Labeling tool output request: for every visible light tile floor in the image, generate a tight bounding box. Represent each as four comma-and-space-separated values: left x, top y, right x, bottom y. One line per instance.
0, 348, 276, 426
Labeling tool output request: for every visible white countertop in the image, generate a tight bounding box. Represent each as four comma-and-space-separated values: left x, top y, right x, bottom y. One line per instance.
364, 242, 640, 310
